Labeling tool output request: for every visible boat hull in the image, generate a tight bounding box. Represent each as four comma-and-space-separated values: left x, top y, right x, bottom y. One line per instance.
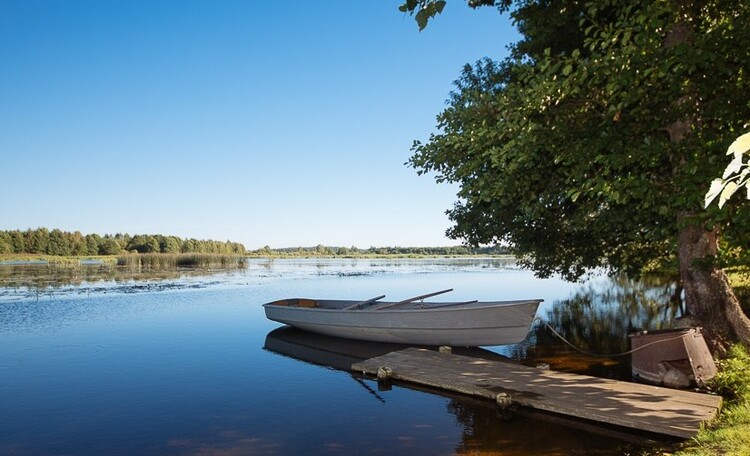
263, 299, 541, 346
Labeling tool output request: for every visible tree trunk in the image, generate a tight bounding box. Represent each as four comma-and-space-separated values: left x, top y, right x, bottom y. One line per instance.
678, 220, 750, 355
664, 23, 750, 355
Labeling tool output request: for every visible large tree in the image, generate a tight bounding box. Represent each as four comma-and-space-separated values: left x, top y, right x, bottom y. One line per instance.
403, 0, 750, 351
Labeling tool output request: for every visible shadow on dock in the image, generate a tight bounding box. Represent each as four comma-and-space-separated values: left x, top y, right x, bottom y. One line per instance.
353, 347, 721, 440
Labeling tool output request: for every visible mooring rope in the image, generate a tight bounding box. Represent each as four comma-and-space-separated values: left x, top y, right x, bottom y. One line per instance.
535, 317, 692, 358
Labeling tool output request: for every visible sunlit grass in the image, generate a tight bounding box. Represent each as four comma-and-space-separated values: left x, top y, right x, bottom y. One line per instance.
672, 345, 750, 456
728, 267, 750, 314
676, 406, 750, 455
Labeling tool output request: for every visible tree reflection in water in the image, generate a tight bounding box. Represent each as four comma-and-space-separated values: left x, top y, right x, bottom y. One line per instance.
446, 274, 681, 454
0, 263, 238, 302
447, 397, 650, 455
497, 273, 682, 380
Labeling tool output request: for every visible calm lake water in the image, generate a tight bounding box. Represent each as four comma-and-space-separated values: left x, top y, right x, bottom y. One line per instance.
0, 259, 681, 455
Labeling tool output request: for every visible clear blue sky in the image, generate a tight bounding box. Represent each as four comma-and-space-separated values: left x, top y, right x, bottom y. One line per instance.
1, 1, 517, 249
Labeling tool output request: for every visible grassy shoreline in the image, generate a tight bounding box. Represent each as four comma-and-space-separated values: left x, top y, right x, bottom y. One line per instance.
671, 345, 750, 456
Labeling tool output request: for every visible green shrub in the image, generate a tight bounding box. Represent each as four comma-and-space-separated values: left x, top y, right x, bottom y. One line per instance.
710, 345, 750, 404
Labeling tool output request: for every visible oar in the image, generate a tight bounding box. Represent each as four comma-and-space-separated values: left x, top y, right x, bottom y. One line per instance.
375, 288, 454, 311
418, 300, 478, 309
342, 294, 386, 310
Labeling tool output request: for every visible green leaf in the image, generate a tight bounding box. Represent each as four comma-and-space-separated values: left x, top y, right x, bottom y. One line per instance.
399, 0, 418, 13
622, 30, 632, 45
415, 9, 429, 30
562, 64, 573, 76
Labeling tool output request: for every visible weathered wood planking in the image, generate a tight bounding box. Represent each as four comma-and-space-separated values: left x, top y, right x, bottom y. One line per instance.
351, 347, 722, 439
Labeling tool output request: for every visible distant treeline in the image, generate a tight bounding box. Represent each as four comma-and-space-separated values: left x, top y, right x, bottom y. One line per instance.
0, 228, 509, 258
248, 245, 510, 257
0, 228, 246, 256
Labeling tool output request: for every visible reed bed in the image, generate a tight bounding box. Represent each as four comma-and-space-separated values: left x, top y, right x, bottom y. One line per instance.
117, 253, 245, 270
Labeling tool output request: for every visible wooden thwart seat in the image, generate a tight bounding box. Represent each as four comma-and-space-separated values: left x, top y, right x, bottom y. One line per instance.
271, 298, 318, 308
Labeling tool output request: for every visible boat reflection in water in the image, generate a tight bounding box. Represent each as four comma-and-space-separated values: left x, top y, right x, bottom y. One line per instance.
262, 326, 661, 454
263, 325, 510, 371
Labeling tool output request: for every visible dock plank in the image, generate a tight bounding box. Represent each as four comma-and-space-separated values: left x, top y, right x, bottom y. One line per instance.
351, 347, 722, 439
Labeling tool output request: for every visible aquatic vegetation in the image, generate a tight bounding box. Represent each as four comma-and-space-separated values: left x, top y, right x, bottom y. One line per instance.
116, 253, 245, 269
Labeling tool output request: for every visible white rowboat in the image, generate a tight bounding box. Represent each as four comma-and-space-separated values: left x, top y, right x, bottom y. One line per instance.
262, 290, 542, 347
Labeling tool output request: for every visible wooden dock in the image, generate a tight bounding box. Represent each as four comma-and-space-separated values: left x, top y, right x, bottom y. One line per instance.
351, 347, 722, 439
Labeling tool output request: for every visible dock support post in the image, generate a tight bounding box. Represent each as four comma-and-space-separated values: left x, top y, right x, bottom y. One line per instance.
496, 392, 512, 409
376, 366, 393, 391
377, 366, 392, 381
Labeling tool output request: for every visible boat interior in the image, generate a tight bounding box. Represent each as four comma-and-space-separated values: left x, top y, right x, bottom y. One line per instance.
268, 298, 320, 308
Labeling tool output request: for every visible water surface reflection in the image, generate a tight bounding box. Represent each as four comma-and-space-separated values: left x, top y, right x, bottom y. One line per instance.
0, 259, 680, 455
517, 274, 682, 380
264, 327, 656, 455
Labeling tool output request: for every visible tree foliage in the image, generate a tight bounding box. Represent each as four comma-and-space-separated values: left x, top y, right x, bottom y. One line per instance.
400, 0, 447, 30
402, 0, 750, 347
0, 228, 246, 256
407, 0, 750, 281
247, 245, 509, 257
